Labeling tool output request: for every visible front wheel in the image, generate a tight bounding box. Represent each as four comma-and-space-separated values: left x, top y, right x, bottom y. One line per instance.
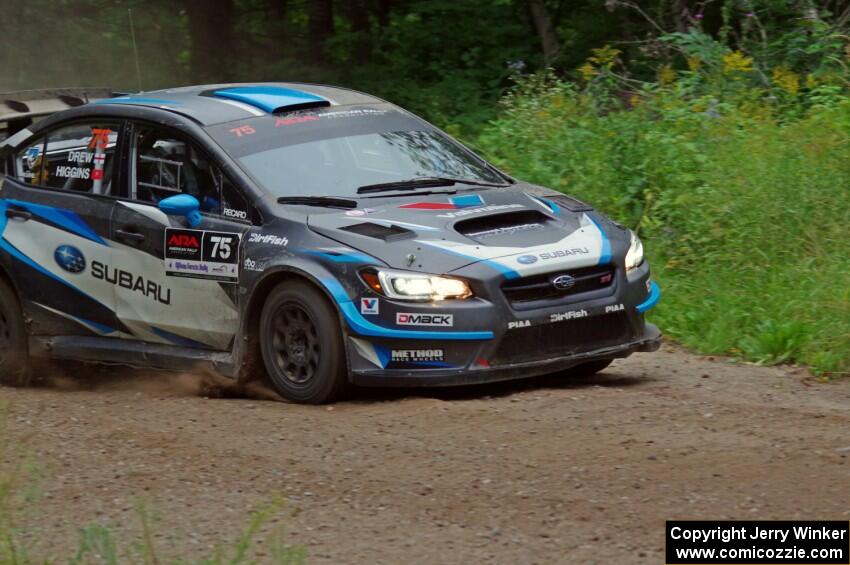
259, 281, 349, 404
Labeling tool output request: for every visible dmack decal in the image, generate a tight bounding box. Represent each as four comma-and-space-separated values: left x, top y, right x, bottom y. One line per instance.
396, 312, 453, 327
91, 261, 171, 304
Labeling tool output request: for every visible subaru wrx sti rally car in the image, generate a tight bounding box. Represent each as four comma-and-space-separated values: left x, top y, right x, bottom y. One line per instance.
0, 84, 661, 403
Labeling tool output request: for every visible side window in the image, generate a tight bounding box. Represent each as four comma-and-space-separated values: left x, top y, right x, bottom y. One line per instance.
133, 124, 251, 221
17, 123, 119, 194
219, 171, 251, 221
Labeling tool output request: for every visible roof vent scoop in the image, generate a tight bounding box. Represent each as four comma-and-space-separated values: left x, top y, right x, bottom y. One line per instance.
212, 86, 330, 114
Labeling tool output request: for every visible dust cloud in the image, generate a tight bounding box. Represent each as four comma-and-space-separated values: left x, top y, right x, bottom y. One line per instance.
28, 360, 285, 402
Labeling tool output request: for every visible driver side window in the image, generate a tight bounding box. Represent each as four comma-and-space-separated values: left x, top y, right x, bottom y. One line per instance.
132, 124, 251, 221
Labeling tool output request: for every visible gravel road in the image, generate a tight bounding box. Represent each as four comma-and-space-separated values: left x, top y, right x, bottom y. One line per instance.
2, 344, 848, 563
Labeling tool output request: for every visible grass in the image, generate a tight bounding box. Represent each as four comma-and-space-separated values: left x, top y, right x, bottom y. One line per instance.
475, 75, 850, 377
0, 403, 306, 564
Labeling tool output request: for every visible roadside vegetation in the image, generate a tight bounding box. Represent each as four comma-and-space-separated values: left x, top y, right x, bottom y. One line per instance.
476, 31, 850, 376
0, 405, 305, 564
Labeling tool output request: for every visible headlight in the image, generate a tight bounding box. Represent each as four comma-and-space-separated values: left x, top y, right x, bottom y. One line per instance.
625, 230, 645, 271
360, 268, 473, 301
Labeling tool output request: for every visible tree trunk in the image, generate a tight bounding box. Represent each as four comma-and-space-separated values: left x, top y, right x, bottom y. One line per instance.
346, 0, 372, 63
375, 0, 392, 27
186, 0, 235, 83
265, 0, 289, 58
308, 0, 335, 64
526, 0, 561, 66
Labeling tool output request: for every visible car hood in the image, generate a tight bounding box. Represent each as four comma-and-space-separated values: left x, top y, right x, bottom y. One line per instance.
306, 186, 615, 277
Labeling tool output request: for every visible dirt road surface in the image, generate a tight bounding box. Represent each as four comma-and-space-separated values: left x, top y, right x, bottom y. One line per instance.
2, 344, 849, 563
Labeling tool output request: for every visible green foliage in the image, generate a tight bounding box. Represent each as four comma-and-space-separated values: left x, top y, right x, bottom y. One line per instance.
477, 72, 850, 376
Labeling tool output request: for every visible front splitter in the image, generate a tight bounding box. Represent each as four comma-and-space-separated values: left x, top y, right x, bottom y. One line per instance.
351, 323, 661, 387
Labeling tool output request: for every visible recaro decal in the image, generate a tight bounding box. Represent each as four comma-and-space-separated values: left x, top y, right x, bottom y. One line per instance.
223, 207, 248, 220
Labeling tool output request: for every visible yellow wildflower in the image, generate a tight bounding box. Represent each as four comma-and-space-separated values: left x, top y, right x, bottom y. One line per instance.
588, 45, 621, 69
658, 64, 676, 86
687, 56, 701, 71
579, 63, 598, 81
772, 66, 800, 95
722, 50, 753, 74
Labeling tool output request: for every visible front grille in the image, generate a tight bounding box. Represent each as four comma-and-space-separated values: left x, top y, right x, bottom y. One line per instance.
501, 265, 615, 305
491, 313, 631, 366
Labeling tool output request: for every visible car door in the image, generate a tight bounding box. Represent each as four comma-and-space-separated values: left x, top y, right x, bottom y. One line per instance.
0, 120, 122, 337
108, 121, 253, 351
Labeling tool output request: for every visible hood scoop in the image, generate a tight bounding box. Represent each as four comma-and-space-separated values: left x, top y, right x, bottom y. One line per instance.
549, 194, 593, 212
340, 222, 415, 242
455, 210, 551, 239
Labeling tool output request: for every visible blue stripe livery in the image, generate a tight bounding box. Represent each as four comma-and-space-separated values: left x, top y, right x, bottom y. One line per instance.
636, 281, 661, 313
588, 215, 611, 265
320, 278, 493, 341
0, 199, 107, 245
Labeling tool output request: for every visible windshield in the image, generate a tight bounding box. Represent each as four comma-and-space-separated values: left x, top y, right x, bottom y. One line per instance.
207, 106, 503, 198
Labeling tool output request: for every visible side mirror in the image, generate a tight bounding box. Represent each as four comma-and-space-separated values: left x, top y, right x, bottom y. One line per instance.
158, 194, 201, 228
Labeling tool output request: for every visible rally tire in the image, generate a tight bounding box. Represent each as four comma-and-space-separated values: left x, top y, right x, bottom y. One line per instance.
561, 358, 613, 377
0, 278, 32, 387
259, 281, 349, 404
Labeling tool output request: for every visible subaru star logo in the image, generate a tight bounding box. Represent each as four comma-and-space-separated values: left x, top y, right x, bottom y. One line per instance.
517, 254, 538, 265
552, 274, 576, 290
54, 245, 86, 274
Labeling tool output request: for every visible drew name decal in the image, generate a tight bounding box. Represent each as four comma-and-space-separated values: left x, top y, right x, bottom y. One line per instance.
67, 151, 94, 164
91, 261, 171, 305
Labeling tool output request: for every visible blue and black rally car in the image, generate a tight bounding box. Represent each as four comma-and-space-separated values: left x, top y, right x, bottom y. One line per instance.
0, 84, 661, 403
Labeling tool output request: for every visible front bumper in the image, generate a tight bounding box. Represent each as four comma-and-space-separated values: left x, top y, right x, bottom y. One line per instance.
351, 322, 661, 387
329, 257, 661, 387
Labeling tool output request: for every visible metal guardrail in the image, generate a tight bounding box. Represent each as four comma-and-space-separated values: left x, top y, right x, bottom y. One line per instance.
0, 87, 114, 122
